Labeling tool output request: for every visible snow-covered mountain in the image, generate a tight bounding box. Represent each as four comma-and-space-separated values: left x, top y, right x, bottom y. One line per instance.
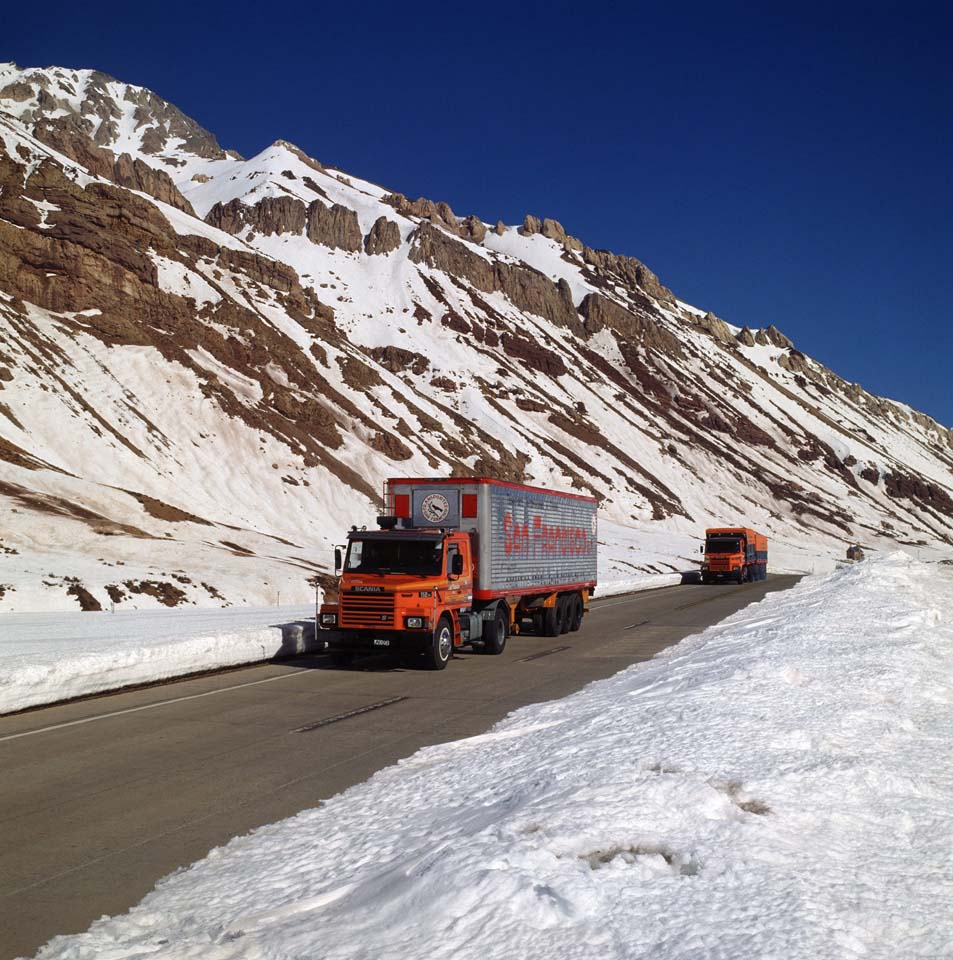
1, 61, 951, 611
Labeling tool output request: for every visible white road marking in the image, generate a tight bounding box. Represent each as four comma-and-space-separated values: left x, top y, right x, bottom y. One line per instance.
0, 670, 315, 744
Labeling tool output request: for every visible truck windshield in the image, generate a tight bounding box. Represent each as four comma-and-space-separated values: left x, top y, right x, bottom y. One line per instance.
345, 537, 444, 576
706, 537, 742, 554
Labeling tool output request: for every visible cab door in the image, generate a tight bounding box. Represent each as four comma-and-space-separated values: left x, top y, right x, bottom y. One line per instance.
444, 538, 473, 613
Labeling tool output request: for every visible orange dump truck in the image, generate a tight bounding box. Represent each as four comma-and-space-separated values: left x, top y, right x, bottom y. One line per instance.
701, 527, 768, 584
319, 477, 598, 669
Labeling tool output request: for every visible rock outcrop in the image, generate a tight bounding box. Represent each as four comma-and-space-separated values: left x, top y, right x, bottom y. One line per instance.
364, 216, 402, 255
519, 214, 541, 235
306, 201, 363, 252
541, 218, 567, 242
410, 222, 581, 333
205, 196, 307, 237
29, 116, 196, 215
695, 311, 735, 344
581, 246, 674, 304
578, 293, 681, 356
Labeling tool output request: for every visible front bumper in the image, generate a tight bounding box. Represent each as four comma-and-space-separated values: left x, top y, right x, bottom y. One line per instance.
328, 629, 432, 655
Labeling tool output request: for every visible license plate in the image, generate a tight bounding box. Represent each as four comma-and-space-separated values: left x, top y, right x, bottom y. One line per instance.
373, 638, 390, 647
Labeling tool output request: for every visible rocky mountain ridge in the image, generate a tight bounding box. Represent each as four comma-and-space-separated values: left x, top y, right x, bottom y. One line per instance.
0, 61, 951, 611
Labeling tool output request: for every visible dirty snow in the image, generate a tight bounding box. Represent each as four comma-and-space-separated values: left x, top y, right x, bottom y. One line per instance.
28, 554, 953, 959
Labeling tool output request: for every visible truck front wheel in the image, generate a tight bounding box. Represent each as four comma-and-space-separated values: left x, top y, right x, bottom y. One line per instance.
425, 615, 453, 670
482, 605, 508, 655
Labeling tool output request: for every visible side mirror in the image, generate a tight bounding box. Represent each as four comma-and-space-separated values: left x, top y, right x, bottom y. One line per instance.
451, 553, 464, 577
334, 547, 343, 574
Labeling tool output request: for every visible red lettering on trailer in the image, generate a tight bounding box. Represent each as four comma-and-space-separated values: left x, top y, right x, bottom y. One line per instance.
512, 514, 594, 557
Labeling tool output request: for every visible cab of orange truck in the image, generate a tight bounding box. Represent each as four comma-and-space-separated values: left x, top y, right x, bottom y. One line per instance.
319, 524, 477, 670
701, 527, 768, 584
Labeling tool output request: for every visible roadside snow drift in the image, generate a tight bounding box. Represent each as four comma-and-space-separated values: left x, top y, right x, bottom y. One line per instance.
0, 605, 317, 714
32, 555, 953, 959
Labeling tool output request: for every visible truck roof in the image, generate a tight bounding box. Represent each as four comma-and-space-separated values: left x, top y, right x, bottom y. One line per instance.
347, 529, 444, 541
387, 476, 598, 504
706, 527, 768, 539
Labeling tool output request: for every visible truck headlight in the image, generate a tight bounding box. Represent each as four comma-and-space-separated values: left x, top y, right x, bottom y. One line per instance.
320, 613, 337, 626
405, 616, 424, 629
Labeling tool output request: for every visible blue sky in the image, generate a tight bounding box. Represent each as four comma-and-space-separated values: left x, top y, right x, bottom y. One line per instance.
7, 0, 953, 426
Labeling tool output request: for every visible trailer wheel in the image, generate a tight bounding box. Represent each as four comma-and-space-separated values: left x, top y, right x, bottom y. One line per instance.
557, 595, 570, 635
542, 603, 559, 637
424, 615, 453, 670
483, 605, 508, 655
568, 593, 584, 632
532, 611, 544, 635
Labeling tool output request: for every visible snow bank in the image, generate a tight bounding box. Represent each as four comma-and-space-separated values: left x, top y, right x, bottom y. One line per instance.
0, 605, 317, 715
31, 554, 953, 959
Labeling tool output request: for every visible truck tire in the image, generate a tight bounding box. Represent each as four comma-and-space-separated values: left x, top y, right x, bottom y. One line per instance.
557, 595, 570, 635
424, 615, 453, 670
483, 605, 508, 655
568, 593, 584, 632
542, 602, 560, 637
532, 611, 544, 635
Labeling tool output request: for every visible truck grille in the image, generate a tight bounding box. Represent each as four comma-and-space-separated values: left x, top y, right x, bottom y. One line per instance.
340, 592, 395, 629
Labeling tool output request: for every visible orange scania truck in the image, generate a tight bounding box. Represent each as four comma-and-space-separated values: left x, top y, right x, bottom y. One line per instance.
700, 527, 768, 584
319, 477, 598, 669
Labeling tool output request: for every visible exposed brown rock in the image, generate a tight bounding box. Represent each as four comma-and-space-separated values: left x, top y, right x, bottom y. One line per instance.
578, 293, 681, 356
364, 216, 401, 255
461, 215, 487, 244
369, 428, 413, 460
206, 196, 307, 236
500, 331, 567, 378
122, 579, 188, 606
306, 201, 362, 251
696, 311, 735, 344
31, 115, 195, 215
494, 220, 506, 236
764, 325, 794, 349
409, 222, 580, 332
541, 218, 566, 242
581, 246, 674, 303
885, 472, 953, 518
67, 582, 102, 611
778, 351, 811, 375
368, 345, 429, 375
0, 80, 34, 102
519, 214, 541, 235
111, 153, 196, 216
737, 326, 756, 347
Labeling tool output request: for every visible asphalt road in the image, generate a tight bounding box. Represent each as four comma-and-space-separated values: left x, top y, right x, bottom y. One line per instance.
0, 575, 799, 958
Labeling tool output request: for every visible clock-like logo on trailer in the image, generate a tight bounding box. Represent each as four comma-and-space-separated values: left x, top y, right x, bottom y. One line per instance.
420, 493, 451, 523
